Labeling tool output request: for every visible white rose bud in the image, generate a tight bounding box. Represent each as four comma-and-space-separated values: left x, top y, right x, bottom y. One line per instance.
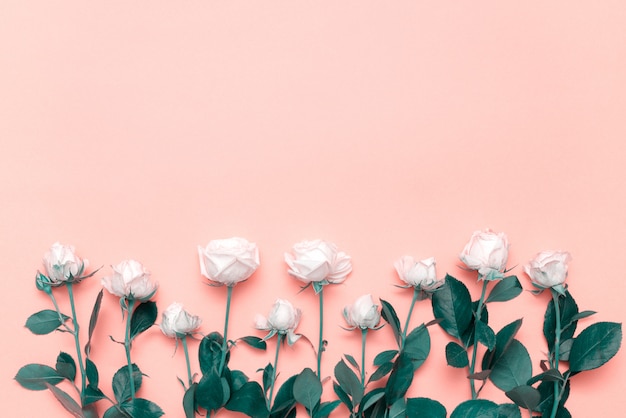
285, 240, 352, 285
160, 302, 202, 338
394, 256, 443, 297
198, 237, 260, 286
460, 229, 509, 280
343, 294, 381, 330
524, 250, 572, 293
101, 259, 158, 301
42, 242, 88, 285
255, 299, 302, 345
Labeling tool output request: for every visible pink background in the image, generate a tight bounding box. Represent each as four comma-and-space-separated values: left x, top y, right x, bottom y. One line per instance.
1, 1, 625, 416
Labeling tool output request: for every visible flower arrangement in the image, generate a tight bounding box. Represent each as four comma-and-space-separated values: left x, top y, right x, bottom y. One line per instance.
16, 231, 622, 418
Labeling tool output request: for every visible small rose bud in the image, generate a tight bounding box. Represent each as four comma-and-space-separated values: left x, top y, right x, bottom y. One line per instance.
460, 229, 509, 280
285, 240, 352, 285
343, 294, 381, 330
524, 250, 572, 294
394, 256, 443, 298
160, 302, 202, 338
101, 260, 158, 302
198, 237, 260, 286
255, 299, 302, 345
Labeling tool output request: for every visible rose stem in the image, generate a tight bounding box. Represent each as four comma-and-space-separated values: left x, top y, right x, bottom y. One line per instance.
401, 287, 420, 349
317, 288, 324, 379
360, 328, 368, 388
549, 291, 562, 418
47, 290, 73, 333
124, 298, 137, 400
182, 335, 193, 388
267, 333, 283, 410
469, 280, 489, 400
66, 283, 87, 399
219, 285, 233, 375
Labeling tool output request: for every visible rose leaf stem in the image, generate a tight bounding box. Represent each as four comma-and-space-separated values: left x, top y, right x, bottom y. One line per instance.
317, 288, 324, 379
124, 298, 137, 401
267, 334, 283, 410
219, 285, 233, 375
401, 287, 420, 349
182, 336, 193, 388
468, 280, 489, 400
549, 291, 562, 418
66, 283, 87, 399
360, 328, 368, 388
47, 291, 73, 333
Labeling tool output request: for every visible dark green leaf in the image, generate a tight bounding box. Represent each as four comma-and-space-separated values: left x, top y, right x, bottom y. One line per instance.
112, 364, 142, 403
368, 361, 393, 383
536, 380, 570, 415
483, 319, 523, 370
130, 301, 157, 341
450, 399, 499, 418
15, 364, 64, 391
334, 359, 363, 405
230, 369, 249, 392
103, 405, 132, 418
56, 352, 77, 381
239, 336, 267, 350
83, 385, 106, 406
544, 291, 578, 353
315, 400, 341, 418
558, 339, 573, 362
344, 354, 360, 371
404, 324, 431, 371
381, 299, 402, 347
359, 388, 385, 414
333, 382, 352, 411
569, 322, 622, 372
85, 289, 103, 357
388, 398, 406, 418
460, 301, 489, 348
406, 397, 447, 418
446, 341, 469, 368
293, 368, 322, 413
486, 276, 522, 303
120, 398, 164, 418
86, 358, 99, 388
225, 381, 269, 418
262, 363, 274, 394
489, 339, 532, 392
526, 369, 563, 386
46, 383, 84, 418
373, 349, 398, 366
183, 383, 197, 418
199, 332, 228, 375
476, 320, 496, 351
497, 403, 521, 418
385, 352, 414, 405
82, 403, 99, 418
25, 309, 69, 335
505, 385, 541, 411
196, 371, 224, 411
271, 375, 297, 414
432, 275, 473, 340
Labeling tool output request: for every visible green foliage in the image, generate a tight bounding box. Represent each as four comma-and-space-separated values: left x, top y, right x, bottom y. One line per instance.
85, 358, 99, 388
450, 399, 499, 418
46, 383, 84, 418
485, 276, 522, 303
112, 364, 142, 403
56, 352, 77, 381
446, 342, 469, 368
385, 352, 415, 405
403, 325, 431, 370
475, 320, 496, 351
432, 275, 473, 341
543, 291, 579, 353
183, 383, 197, 418
85, 289, 103, 357
271, 375, 297, 417
239, 336, 267, 350
293, 368, 322, 414
15, 364, 64, 391
406, 397, 447, 418
25, 309, 69, 335
380, 299, 402, 346
373, 349, 398, 366
199, 332, 228, 375
225, 381, 269, 418
505, 385, 540, 411
497, 403, 521, 418
130, 301, 157, 341
569, 322, 622, 372
196, 371, 227, 412
488, 340, 532, 392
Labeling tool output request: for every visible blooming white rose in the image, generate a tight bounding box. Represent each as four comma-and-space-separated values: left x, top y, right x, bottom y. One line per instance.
101, 260, 158, 301
160, 302, 202, 338
524, 250, 572, 293
255, 299, 302, 345
42, 242, 88, 285
343, 294, 381, 330
198, 237, 260, 286
394, 256, 443, 297
460, 229, 509, 280
285, 240, 352, 286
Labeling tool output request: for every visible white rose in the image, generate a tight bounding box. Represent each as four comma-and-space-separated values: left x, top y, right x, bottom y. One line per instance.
101, 260, 158, 301
42, 242, 88, 285
343, 294, 381, 330
460, 229, 509, 280
524, 250, 572, 291
198, 237, 260, 286
285, 240, 352, 285
255, 299, 302, 345
160, 302, 202, 338
394, 256, 443, 295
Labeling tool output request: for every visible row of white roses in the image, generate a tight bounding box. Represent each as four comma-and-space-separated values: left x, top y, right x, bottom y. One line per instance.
41, 231, 572, 343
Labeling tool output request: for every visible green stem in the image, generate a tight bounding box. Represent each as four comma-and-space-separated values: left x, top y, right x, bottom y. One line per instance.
317, 288, 324, 379
219, 286, 233, 375
401, 287, 420, 349
360, 328, 368, 388
182, 336, 193, 387
267, 334, 283, 410
124, 298, 137, 401
469, 280, 489, 400
549, 291, 562, 418
66, 283, 87, 399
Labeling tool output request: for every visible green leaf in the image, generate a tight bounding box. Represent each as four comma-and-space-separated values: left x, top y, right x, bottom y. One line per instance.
120, 398, 164, 418
486, 276, 522, 303
385, 352, 414, 405
83, 385, 107, 406
271, 375, 297, 415
46, 383, 84, 418
489, 339, 532, 392
344, 354, 360, 371
225, 381, 269, 418
112, 364, 142, 403
446, 341, 469, 368
334, 359, 363, 406
497, 403, 521, 418
15, 364, 64, 391
406, 397, 447, 418
373, 349, 398, 366
483, 319, 523, 370
460, 301, 489, 348
85, 289, 103, 357
569, 322, 622, 372
183, 383, 197, 418
359, 388, 385, 414
505, 385, 541, 411
85, 358, 99, 388
25, 309, 69, 335
333, 382, 353, 411
476, 320, 496, 351
368, 361, 394, 383
536, 380, 570, 415
315, 400, 341, 418
403, 324, 431, 371
451, 399, 499, 418
196, 371, 224, 411
199, 332, 228, 375
559, 339, 573, 362
380, 299, 402, 347
432, 275, 473, 340
526, 369, 563, 386
239, 336, 267, 350
388, 398, 406, 418
544, 291, 578, 353
293, 368, 322, 413
56, 352, 77, 381
130, 301, 157, 340
230, 369, 249, 392
103, 406, 133, 418
262, 363, 274, 394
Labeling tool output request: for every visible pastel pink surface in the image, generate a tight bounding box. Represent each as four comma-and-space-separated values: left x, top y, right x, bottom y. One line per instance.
1, 1, 625, 416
